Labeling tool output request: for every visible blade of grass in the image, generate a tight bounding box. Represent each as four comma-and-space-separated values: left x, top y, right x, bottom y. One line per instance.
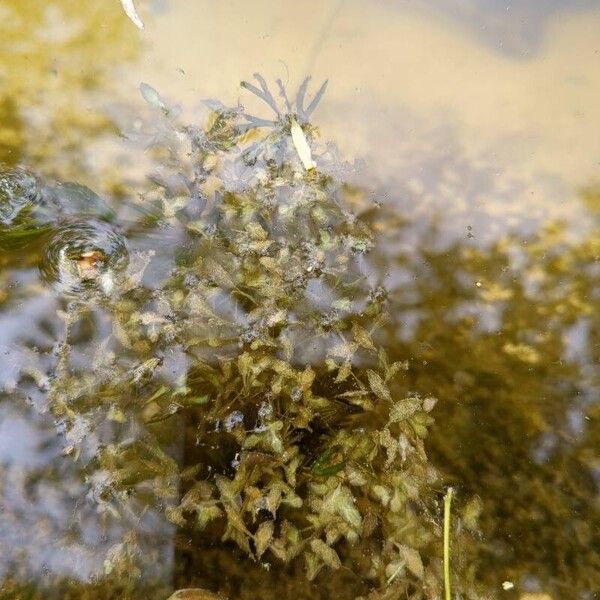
444, 487, 454, 600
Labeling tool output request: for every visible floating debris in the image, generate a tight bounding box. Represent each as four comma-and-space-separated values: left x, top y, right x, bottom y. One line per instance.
120, 0, 144, 29
290, 117, 316, 170
75, 249, 106, 280
140, 82, 167, 113
239, 74, 327, 171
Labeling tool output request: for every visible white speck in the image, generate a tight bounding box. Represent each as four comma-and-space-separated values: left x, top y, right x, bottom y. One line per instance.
502, 581, 514, 591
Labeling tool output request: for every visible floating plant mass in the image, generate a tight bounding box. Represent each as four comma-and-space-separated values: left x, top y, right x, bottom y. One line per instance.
12, 76, 596, 600
0, 77, 456, 599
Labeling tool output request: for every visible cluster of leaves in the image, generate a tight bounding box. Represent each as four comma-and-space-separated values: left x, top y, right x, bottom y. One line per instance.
11, 77, 599, 600
26, 76, 468, 598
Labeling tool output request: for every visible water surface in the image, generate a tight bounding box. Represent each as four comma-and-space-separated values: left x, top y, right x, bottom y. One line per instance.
0, 1, 598, 599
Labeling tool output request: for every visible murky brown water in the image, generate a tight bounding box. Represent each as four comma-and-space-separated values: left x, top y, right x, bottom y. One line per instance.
0, 1, 599, 599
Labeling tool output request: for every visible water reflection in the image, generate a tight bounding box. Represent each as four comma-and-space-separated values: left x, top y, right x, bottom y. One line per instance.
374, 211, 600, 598
414, 0, 600, 55
0, 0, 136, 174
0, 1, 598, 599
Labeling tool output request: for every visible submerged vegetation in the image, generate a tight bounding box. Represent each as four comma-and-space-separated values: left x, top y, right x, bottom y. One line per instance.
52, 76, 456, 598
0, 74, 598, 600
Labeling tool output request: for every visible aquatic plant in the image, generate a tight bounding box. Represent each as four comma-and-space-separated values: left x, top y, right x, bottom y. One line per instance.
238, 73, 328, 170
7, 76, 461, 598
367, 206, 600, 598
3, 75, 599, 600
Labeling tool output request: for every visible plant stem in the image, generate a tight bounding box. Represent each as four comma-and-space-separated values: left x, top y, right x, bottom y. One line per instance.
444, 487, 454, 600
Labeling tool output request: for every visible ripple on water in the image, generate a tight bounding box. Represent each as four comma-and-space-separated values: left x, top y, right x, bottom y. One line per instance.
0, 167, 42, 223
0, 167, 54, 248
40, 220, 129, 300
49, 181, 115, 222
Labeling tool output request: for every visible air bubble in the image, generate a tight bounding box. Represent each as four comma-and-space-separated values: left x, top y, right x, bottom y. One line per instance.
40, 220, 129, 300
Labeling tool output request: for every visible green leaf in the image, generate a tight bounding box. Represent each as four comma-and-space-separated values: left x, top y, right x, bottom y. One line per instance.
332, 298, 351, 311
311, 448, 346, 477
299, 366, 315, 390
187, 395, 209, 405
367, 369, 391, 401
389, 397, 422, 423
310, 538, 341, 570
205, 257, 235, 287
107, 405, 127, 423
322, 485, 362, 529
165, 506, 187, 527
167, 589, 224, 600
335, 361, 351, 383
352, 323, 376, 352
254, 520, 274, 559
305, 551, 320, 581
238, 352, 253, 386
398, 545, 424, 579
